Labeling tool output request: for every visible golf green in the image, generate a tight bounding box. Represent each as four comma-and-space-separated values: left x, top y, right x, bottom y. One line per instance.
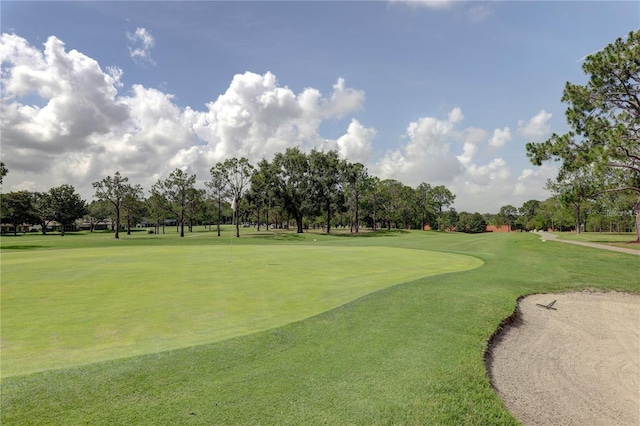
1, 244, 482, 377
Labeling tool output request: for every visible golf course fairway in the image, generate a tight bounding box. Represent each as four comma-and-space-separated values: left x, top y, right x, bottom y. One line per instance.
1, 244, 482, 377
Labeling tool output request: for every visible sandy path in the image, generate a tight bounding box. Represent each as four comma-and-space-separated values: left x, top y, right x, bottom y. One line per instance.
487, 292, 640, 425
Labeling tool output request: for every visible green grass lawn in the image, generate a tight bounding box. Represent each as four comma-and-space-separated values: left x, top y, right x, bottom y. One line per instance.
553, 231, 640, 250
2, 228, 639, 424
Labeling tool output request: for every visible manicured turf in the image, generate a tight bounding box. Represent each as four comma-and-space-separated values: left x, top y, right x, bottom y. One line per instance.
1, 240, 481, 377
553, 231, 640, 250
1, 229, 639, 424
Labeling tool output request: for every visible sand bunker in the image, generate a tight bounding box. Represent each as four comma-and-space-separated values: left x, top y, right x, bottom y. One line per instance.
487, 291, 640, 425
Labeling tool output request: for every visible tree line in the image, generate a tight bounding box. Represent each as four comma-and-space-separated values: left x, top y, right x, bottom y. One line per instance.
0, 148, 463, 237
2, 147, 636, 237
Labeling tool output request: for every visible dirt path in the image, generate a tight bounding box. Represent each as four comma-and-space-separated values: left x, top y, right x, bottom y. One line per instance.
487, 292, 640, 425
537, 231, 640, 256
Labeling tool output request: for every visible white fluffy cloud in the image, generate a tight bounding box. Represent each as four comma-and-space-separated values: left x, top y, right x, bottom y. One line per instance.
489, 127, 511, 148
0, 34, 368, 196
372, 108, 465, 184
371, 107, 555, 212
518, 110, 552, 139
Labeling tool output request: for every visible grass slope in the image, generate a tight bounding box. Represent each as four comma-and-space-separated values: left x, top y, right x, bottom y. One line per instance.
2, 230, 639, 424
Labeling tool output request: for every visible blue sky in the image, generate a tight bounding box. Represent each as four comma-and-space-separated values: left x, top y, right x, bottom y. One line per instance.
1, 1, 638, 212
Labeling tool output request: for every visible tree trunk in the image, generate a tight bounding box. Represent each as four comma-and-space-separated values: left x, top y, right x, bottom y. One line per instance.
634, 196, 640, 243
296, 214, 303, 233
326, 203, 331, 234
114, 207, 120, 239
217, 196, 221, 237
235, 209, 240, 238
575, 204, 581, 234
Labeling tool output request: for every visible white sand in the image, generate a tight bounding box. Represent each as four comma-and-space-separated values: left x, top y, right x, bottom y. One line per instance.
487, 291, 640, 426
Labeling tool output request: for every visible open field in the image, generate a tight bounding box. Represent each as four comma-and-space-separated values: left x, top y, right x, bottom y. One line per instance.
2, 228, 639, 424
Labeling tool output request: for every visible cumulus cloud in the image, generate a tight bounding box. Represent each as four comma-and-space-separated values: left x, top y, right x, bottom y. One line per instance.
489, 127, 511, 148
333, 119, 376, 163
0, 34, 129, 176
518, 110, 552, 139
372, 108, 465, 184
127, 27, 155, 65
0, 34, 368, 196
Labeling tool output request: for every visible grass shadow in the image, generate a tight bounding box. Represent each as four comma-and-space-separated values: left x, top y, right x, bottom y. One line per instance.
1, 245, 51, 251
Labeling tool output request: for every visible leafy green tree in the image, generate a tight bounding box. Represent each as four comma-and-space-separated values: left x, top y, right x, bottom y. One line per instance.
429, 185, 456, 231
496, 205, 518, 231
211, 158, 254, 238
151, 169, 196, 238
93, 171, 130, 239
517, 199, 541, 231
362, 176, 382, 231
272, 147, 313, 234
344, 162, 370, 233
48, 185, 88, 236
441, 208, 459, 231
545, 169, 599, 233
206, 166, 229, 236
121, 184, 144, 235
527, 30, 640, 241
457, 212, 486, 233
309, 149, 344, 234
86, 199, 113, 232
415, 182, 435, 230
0, 162, 7, 185
185, 188, 207, 232
146, 192, 169, 234
32, 191, 55, 234
0, 191, 37, 235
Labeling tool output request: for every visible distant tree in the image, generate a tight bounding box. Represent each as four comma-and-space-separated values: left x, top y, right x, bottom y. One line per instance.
0, 162, 7, 184
343, 162, 370, 233
517, 200, 541, 231
309, 149, 344, 234
272, 148, 313, 233
93, 171, 130, 239
415, 182, 435, 230
206, 166, 229, 236
86, 199, 113, 232
430, 185, 456, 231
457, 212, 486, 233
526, 30, 640, 241
48, 185, 88, 236
441, 208, 459, 231
378, 179, 404, 230
497, 205, 518, 231
151, 169, 196, 238
212, 158, 254, 238
0, 191, 37, 235
121, 184, 144, 235
362, 176, 382, 231
146, 192, 169, 234
545, 169, 599, 233
32, 191, 55, 234
185, 188, 207, 232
